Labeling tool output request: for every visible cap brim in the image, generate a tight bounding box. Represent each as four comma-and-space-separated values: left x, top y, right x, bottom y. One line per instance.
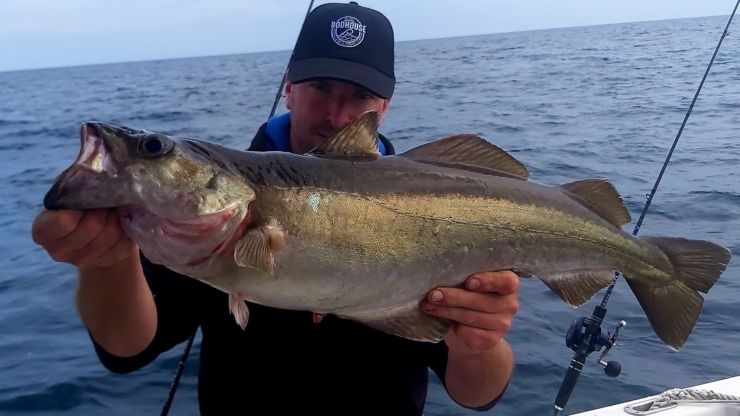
288, 57, 395, 99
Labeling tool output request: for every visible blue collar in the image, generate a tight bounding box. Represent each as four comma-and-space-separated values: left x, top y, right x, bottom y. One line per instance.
264, 113, 292, 152
264, 112, 388, 155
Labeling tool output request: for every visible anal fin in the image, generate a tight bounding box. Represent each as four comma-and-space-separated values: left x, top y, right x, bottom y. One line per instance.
536, 269, 615, 306
342, 303, 452, 342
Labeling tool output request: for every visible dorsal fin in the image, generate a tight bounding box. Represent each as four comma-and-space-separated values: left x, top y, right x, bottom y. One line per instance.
311, 111, 380, 158
561, 179, 631, 227
399, 134, 529, 180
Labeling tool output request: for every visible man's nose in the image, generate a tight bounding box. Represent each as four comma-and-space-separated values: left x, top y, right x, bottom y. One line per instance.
326, 100, 355, 129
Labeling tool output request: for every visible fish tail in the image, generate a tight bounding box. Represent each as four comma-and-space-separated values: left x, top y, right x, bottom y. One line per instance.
626, 237, 732, 350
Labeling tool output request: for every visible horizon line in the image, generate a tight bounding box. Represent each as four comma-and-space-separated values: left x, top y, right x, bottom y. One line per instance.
0, 13, 725, 74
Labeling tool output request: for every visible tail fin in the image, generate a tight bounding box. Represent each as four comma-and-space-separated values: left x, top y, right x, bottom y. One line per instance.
627, 237, 731, 350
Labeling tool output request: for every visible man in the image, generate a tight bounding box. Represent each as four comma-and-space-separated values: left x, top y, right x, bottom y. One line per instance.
31, 2, 519, 414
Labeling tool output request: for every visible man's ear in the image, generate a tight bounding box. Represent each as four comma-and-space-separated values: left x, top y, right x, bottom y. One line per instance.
284, 81, 294, 110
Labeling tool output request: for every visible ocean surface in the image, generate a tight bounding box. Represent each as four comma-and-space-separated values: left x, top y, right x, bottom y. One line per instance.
1, 15, 739, 415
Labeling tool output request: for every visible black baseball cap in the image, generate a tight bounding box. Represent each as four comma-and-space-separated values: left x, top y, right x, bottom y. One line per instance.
287, 2, 395, 99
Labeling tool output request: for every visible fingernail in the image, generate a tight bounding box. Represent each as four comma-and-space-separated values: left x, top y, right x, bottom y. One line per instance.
430, 290, 443, 302
467, 278, 480, 290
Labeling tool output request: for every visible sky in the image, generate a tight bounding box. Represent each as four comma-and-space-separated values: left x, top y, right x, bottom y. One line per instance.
0, 0, 736, 72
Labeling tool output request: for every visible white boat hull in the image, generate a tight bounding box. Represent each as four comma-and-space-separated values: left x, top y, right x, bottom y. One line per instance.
572, 376, 740, 416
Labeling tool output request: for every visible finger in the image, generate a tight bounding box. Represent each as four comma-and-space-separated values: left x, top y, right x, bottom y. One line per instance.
423, 302, 512, 332
52, 210, 114, 263
88, 235, 137, 268
312, 313, 326, 323
57, 209, 113, 252
73, 213, 129, 268
425, 288, 518, 315
31, 209, 84, 244
465, 270, 520, 295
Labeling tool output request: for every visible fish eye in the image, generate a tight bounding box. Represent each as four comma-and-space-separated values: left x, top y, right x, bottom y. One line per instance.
138, 134, 173, 158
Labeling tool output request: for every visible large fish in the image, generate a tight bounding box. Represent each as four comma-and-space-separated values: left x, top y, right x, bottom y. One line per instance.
43, 112, 731, 349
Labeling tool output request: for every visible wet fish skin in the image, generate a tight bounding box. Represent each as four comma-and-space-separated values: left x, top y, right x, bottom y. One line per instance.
43, 115, 732, 349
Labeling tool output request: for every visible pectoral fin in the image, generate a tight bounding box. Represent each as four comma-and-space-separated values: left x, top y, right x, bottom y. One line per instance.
342, 303, 452, 342
234, 225, 285, 274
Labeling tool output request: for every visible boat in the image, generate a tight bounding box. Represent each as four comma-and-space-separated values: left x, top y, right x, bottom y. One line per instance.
571, 376, 740, 415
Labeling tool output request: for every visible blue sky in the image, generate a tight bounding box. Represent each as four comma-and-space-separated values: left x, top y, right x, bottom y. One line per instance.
0, 0, 735, 72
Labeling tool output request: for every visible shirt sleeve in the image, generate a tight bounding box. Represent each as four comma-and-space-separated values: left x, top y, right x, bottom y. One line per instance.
425, 339, 449, 381
92, 255, 203, 374
247, 123, 271, 151
423, 340, 507, 411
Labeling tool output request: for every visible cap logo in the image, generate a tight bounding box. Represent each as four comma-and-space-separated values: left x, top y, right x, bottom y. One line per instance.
330, 16, 366, 48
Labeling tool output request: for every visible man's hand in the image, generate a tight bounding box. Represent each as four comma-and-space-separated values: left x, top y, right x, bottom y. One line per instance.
32, 208, 135, 269
32, 208, 155, 357
421, 270, 520, 355
422, 270, 519, 408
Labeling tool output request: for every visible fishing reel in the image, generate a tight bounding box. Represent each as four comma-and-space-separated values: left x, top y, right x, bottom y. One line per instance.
553, 298, 627, 415
565, 313, 626, 378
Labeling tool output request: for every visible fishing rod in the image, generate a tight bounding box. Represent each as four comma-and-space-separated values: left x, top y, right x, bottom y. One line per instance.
268, 0, 317, 119
159, 2, 317, 415
552, 2, 740, 415
160, 328, 196, 416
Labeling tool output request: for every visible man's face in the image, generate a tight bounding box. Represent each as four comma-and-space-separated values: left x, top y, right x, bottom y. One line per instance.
285, 78, 391, 154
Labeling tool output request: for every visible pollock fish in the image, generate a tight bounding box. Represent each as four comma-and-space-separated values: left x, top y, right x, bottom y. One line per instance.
43, 112, 732, 349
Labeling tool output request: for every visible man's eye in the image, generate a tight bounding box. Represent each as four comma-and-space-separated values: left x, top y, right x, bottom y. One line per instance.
355, 89, 379, 100
311, 82, 330, 92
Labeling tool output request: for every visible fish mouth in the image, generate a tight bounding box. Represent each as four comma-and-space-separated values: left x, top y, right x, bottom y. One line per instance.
75, 123, 119, 176
43, 123, 121, 210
